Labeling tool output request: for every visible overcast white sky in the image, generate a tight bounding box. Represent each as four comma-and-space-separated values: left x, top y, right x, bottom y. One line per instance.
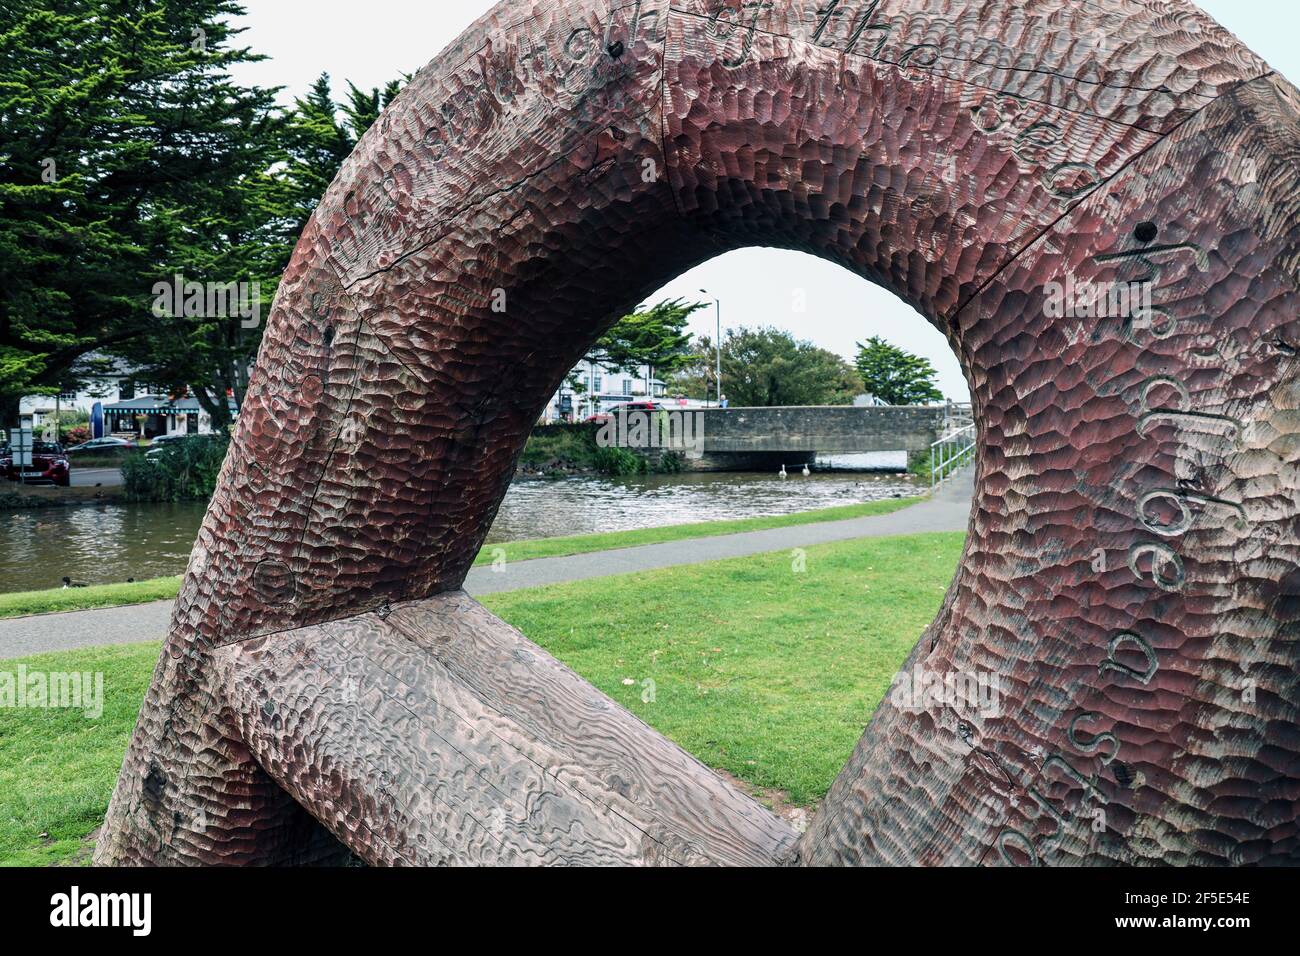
230, 2, 1298, 400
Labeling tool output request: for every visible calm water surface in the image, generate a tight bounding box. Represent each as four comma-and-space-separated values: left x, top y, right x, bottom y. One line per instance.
0, 467, 918, 593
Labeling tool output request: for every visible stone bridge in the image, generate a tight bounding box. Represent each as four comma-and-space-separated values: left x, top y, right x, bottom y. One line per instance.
642, 405, 951, 471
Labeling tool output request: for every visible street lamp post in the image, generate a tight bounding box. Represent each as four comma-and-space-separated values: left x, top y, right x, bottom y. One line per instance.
700, 289, 721, 407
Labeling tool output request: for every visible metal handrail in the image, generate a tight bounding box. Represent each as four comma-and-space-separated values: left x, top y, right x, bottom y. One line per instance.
930, 422, 976, 490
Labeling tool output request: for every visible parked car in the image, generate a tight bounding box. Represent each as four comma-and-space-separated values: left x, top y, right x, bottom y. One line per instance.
66, 436, 135, 453
584, 401, 664, 424
1, 440, 71, 486
145, 433, 204, 461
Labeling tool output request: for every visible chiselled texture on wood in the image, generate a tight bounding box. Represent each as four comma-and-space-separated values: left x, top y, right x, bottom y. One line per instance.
97, 0, 1299, 866
799, 73, 1300, 866
216, 592, 795, 866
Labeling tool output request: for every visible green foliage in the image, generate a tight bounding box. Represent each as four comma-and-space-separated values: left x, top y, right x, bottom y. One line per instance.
591, 445, 645, 475
61, 423, 91, 446
120, 434, 229, 501
0, 530, 963, 863
854, 336, 944, 406
656, 450, 685, 474
670, 327, 862, 407
590, 298, 705, 383
0, 6, 407, 432
908, 449, 936, 479
126, 69, 406, 432
33, 408, 90, 444
520, 425, 690, 476
519, 425, 598, 469
278, 74, 405, 246
912, 440, 975, 483
0, 0, 283, 426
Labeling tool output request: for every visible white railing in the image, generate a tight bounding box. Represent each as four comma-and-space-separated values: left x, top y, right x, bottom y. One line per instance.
942, 401, 973, 434
930, 422, 976, 490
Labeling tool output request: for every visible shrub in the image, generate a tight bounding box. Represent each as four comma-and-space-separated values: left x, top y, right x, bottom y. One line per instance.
519, 424, 685, 476
657, 451, 684, 473
907, 450, 934, 479
592, 446, 645, 475
519, 426, 597, 468
61, 424, 91, 445
121, 435, 230, 502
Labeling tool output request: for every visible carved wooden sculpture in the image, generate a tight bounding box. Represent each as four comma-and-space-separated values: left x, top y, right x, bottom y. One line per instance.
95, 0, 1300, 866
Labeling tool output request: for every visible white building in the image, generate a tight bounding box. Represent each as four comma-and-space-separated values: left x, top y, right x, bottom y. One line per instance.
16, 354, 233, 439
18, 356, 144, 429
102, 395, 236, 439
546, 360, 672, 422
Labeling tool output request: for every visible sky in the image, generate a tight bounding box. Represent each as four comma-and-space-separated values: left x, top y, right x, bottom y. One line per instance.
229, 2, 1299, 400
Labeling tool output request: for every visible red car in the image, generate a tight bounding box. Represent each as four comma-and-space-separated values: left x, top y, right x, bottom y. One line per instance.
0, 440, 71, 487
584, 401, 663, 424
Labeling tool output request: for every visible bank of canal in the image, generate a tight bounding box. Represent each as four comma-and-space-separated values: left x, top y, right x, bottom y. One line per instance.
0, 469, 920, 593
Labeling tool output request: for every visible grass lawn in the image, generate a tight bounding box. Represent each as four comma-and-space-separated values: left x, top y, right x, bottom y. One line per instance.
0, 577, 183, 621
0, 644, 158, 866
0, 497, 921, 619
0, 530, 963, 865
480, 531, 962, 804
474, 494, 921, 565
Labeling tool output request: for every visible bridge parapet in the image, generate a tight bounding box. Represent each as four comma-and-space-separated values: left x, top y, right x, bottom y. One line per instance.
695, 405, 948, 457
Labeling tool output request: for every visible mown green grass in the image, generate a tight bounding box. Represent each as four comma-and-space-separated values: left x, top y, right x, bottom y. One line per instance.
479, 531, 963, 804
0, 577, 183, 621
0, 530, 962, 865
471, 496, 922, 567
0, 644, 158, 866
0, 498, 921, 619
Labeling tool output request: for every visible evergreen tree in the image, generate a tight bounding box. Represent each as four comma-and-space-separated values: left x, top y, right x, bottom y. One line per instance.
124, 68, 407, 431
0, 4, 408, 431
340, 78, 403, 142
590, 298, 703, 393
277, 73, 404, 245
669, 327, 862, 407
0, 0, 281, 426
853, 336, 944, 405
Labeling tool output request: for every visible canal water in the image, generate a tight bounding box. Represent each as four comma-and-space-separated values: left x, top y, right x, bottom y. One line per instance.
0, 467, 919, 594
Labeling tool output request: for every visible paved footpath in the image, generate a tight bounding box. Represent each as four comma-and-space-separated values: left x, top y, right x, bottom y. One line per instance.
71, 467, 124, 488
0, 471, 973, 660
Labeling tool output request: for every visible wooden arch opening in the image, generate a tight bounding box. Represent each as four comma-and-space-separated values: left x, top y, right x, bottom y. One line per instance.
96, 0, 1300, 866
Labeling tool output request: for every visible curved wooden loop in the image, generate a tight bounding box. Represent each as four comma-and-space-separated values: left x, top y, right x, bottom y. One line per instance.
96, 0, 1300, 866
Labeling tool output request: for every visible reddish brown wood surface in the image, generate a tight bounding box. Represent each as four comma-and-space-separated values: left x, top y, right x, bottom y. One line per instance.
96, 0, 1300, 866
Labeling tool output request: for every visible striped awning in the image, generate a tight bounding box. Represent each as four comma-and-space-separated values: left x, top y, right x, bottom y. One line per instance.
104, 396, 174, 415
104, 395, 237, 416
